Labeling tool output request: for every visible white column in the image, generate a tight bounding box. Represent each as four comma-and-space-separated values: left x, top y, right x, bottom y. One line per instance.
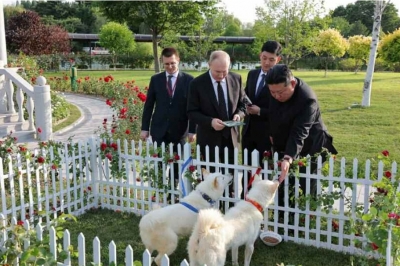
34, 76, 53, 141
0, 1, 7, 66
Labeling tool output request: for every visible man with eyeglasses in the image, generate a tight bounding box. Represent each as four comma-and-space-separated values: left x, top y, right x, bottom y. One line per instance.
141, 47, 196, 197
266, 64, 337, 218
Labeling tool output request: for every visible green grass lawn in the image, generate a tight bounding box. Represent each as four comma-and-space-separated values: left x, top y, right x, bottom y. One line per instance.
47, 69, 400, 162
65, 208, 378, 266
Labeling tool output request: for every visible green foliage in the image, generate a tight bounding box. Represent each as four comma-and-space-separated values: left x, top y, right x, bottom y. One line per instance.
352, 151, 400, 265
98, 0, 219, 72
347, 35, 371, 73
0, 213, 77, 266
338, 58, 357, 72
21, 0, 102, 33
99, 22, 136, 55
331, 1, 400, 34
379, 28, 400, 66
254, 0, 328, 65
313, 28, 348, 76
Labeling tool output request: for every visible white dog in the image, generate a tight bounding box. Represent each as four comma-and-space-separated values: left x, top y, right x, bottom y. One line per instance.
139, 169, 232, 265
188, 177, 279, 266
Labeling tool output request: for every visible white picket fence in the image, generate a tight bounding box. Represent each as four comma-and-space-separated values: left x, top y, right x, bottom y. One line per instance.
0, 137, 397, 265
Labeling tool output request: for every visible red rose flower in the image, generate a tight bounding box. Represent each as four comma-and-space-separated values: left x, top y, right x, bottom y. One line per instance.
174, 154, 180, 160
17, 220, 24, 226
125, 129, 131, 134
382, 150, 389, 157
37, 156, 45, 164
136, 178, 141, 182
371, 242, 379, 250
263, 151, 271, 158
188, 165, 196, 172
88, 186, 92, 191
152, 154, 158, 158
298, 161, 305, 167
105, 153, 112, 161
51, 164, 57, 170
100, 142, 108, 151
384, 171, 392, 178
37, 127, 42, 133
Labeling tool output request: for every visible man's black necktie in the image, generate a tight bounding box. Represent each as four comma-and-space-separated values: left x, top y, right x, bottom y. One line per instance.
217, 81, 230, 138
167, 75, 173, 97
255, 73, 266, 98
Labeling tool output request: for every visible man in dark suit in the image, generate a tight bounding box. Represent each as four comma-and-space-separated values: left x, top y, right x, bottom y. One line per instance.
266, 64, 338, 215
187, 50, 245, 196
241, 41, 282, 198
141, 47, 196, 192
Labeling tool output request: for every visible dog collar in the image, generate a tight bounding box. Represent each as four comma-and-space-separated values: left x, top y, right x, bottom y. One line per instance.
199, 191, 216, 206
180, 202, 199, 213
245, 197, 263, 213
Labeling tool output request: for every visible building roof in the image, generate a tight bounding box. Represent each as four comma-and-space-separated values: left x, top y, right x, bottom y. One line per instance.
68, 33, 255, 44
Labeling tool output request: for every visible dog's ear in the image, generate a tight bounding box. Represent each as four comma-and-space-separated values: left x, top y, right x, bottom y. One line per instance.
213, 176, 219, 189
252, 174, 262, 183
202, 168, 210, 178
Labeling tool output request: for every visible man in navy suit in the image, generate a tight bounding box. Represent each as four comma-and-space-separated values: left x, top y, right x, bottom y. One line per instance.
241, 41, 282, 198
141, 47, 196, 191
187, 50, 245, 197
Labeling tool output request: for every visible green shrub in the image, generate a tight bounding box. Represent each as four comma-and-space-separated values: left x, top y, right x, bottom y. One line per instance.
338, 58, 357, 72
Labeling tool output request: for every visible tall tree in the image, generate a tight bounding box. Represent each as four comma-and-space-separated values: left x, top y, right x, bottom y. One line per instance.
347, 35, 372, 73
6, 10, 70, 55
313, 28, 348, 77
362, 1, 388, 107
99, 22, 136, 70
253, 0, 327, 65
332, 0, 400, 34
97, 0, 218, 73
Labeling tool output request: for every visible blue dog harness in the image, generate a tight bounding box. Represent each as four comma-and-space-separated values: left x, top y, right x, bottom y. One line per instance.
180, 191, 216, 213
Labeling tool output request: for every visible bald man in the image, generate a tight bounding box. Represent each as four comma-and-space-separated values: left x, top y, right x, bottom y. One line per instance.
187, 51, 246, 194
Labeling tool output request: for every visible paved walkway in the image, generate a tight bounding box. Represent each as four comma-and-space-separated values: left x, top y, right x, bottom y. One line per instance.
27, 93, 114, 149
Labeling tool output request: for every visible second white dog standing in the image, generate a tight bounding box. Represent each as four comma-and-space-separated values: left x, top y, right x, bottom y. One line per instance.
139, 169, 232, 266
188, 177, 279, 266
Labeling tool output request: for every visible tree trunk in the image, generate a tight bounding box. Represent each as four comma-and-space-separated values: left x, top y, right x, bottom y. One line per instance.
152, 32, 160, 73
361, 1, 386, 107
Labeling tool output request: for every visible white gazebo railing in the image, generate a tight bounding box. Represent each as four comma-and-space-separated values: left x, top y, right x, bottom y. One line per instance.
0, 62, 52, 141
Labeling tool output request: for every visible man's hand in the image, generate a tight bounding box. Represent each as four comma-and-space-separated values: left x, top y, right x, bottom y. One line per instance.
211, 118, 226, 131
188, 133, 196, 143
140, 131, 149, 141
246, 105, 260, 115
278, 160, 290, 184
232, 114, 241, 121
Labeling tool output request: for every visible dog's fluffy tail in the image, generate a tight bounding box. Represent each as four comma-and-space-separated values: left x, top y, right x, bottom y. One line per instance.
188, 209, 227, 266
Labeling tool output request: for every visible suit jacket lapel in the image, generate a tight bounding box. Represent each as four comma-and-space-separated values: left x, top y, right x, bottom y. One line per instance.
227, 74, 234, 118
173, 72, 184, 98
251, 69, 262, 100
205, 73, 220, 115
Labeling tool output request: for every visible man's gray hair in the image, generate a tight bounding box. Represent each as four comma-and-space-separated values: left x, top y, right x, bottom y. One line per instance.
208, 50, 230, 64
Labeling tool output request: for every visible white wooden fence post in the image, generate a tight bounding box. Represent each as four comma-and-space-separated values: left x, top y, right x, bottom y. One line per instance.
34, 76, 52, 140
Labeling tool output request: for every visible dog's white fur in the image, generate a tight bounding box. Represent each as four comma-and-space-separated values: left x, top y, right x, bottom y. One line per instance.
139, 169, 232, 265
188, 176, 279, 266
